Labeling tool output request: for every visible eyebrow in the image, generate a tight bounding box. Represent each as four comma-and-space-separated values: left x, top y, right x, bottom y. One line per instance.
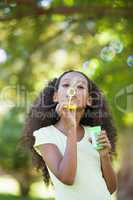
61, 79, 70, 82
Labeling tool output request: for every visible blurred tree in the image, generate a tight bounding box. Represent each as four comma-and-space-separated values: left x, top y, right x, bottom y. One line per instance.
0, 0, 133, 198
0, 107, 40, 197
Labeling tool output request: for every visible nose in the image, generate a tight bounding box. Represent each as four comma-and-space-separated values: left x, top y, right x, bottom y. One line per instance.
66, 87, 77, 99
67, 87, 76, 97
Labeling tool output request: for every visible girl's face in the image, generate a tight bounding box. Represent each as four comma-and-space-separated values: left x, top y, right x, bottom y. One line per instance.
53, 72, 91, 108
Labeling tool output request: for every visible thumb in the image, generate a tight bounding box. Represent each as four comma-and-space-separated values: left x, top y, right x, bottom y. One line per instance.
88, 137, 92, 143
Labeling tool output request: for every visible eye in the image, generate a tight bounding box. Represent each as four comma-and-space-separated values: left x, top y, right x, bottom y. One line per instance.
77, 85, 84, 89
62, 83, 69, 87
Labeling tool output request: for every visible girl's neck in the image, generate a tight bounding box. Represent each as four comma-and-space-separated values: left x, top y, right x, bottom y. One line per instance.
55, 109, 85, 134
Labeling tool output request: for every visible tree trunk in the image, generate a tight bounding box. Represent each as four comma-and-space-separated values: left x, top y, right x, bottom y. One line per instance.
19, 180, 30, 197
117, 127, 133, 200
15, 170, 34, 198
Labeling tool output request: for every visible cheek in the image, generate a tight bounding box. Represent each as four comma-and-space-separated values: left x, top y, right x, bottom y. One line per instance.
78, 91, 88, 104
57, 88, 67, 100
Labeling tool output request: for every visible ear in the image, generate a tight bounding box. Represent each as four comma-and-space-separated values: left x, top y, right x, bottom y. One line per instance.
87, 96, 92, 106
53, 92, 58, 103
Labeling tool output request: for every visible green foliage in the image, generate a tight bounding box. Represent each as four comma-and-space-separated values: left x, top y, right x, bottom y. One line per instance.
0, 107, 31, 171
0, 194, 54, 200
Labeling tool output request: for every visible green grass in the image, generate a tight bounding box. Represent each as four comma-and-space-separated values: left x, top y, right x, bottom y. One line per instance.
0, 194, 55, 200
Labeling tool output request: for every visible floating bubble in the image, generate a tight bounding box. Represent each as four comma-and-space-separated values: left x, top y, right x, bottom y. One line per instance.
100, 46, 115, 61
0, 48, 7, 63
82, 59, 99, 69
110, 39, 124, 54
127, 55, 133, 67
82, 59, 99, 77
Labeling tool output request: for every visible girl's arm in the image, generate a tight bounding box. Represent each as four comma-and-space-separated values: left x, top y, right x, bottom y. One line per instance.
58, 127, 77, 184
97, 130, 118, 194
39, 127, 77, 185
100, 153, 118, 194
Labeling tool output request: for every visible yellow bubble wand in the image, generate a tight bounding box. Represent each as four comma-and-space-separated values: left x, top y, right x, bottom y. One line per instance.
64, 82, 77, 110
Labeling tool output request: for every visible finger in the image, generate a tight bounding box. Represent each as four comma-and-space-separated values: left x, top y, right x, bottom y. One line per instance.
97, 138, 111, 145
101, 130, 107, 136
98, 134, 107, 138
97, 135, 109, 140
58, 102, 67, 111
55, 104, 60, 114
98, 132, 108, 138
97, 135, 108, 141
98, 138, 111, 145
101, 143, 111, 149
101, 141, 111, 147
98, 142, 110, 147
97, 138, 107, 143
56, 102, 67, 116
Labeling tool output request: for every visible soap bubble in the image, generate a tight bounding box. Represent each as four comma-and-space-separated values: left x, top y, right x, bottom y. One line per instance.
82, 59, 99, 69
127, 55, 133, 67
110, 39, 124, 54
82, 59, 99, 77
100, 46, 115, 61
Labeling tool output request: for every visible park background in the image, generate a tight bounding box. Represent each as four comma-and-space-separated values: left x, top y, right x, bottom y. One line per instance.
0, 0, 133, 200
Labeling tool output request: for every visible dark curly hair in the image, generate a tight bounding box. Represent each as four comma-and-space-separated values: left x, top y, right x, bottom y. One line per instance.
22, 70, 117, 187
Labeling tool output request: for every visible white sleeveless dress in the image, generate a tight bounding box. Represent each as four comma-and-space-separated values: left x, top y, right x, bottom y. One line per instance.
33, 125, 111, 200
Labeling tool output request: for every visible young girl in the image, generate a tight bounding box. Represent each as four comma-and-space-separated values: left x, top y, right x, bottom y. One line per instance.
23, 70, 117, 200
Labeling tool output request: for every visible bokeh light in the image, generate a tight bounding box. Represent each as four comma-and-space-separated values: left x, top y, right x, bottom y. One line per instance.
96, 30, 116, 45
127, 55, 133, 67
86, 20, 96, 31
0, 176, 19, 195
4, 7, 11, 15
110, 39, 124, 54
30, 181, 55, 198
0, 48, 8, 63
100, 46, 115, 61
10, 3, 17, 8
82, 61, 90, 68
38, 0, 53, 7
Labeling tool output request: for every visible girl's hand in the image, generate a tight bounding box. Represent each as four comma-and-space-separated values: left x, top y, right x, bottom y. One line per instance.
97, 130, 112, 157
88, 130, 112, 157
55, 102, 77, 129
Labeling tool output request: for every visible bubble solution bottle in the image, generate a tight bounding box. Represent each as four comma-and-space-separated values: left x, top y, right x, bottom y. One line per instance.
89, 126, 103, 150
